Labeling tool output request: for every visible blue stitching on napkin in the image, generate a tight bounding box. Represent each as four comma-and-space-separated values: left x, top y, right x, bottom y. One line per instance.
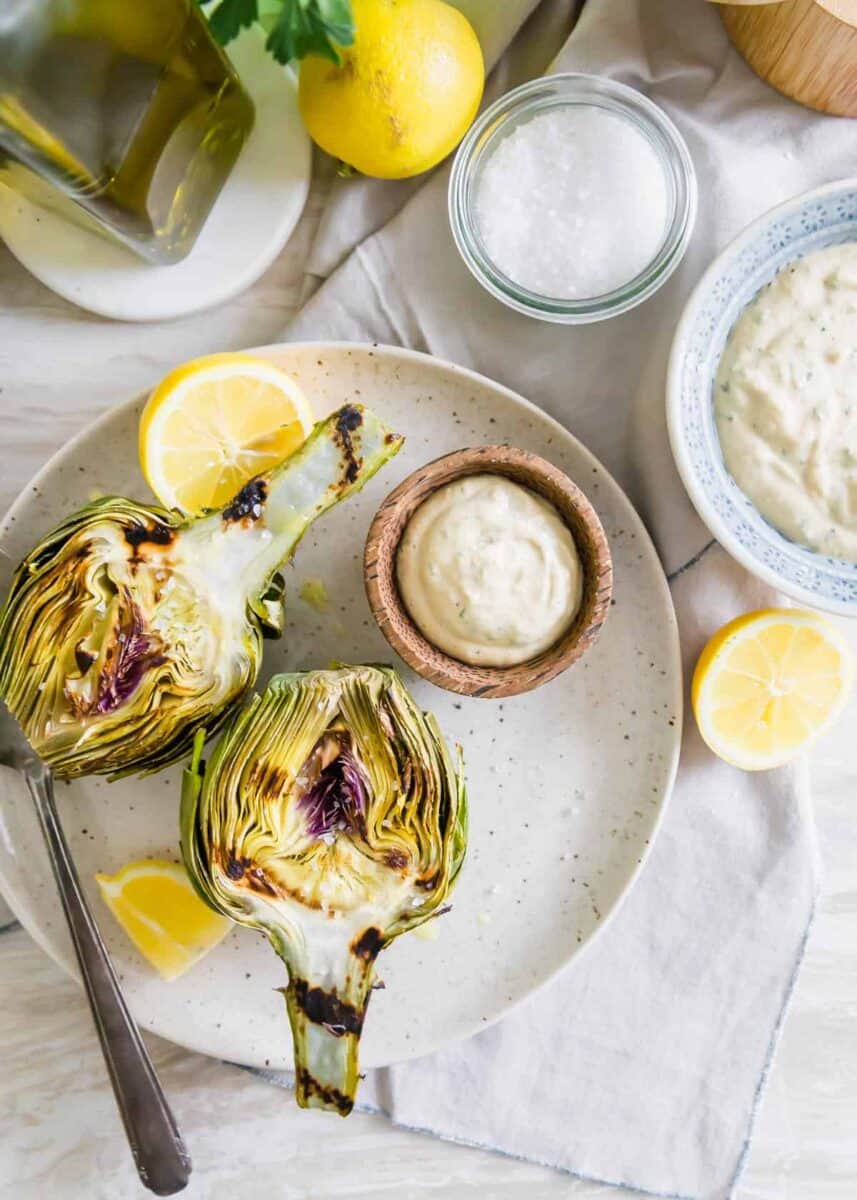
726, 901, 817, 1199
234, 1061, 696, 1199
667, 539, 716, 583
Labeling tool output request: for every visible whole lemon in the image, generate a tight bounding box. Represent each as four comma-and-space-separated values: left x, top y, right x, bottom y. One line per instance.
298, 0, 484, 179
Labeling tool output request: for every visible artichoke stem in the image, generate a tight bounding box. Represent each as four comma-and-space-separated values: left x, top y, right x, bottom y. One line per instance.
229, 403, 402, 601
282, 949, 377, 1116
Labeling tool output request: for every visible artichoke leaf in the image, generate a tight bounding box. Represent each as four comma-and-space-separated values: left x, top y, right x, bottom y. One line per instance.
181, 666, 467, 1115
250, 571, 286, 639
0, 406, 402, 779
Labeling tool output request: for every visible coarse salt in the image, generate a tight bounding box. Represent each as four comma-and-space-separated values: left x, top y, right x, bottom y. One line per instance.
474, 105, 668, 299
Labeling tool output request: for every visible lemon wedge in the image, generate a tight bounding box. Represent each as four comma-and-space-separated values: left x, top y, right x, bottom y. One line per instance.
139, 353, 314, 515
692, 608, 854, 771
95, 858, 232, 981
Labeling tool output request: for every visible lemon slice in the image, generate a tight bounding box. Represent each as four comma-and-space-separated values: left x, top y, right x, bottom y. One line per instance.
95, 859, 232, 981
139, 353, 314, 515
692, 608, 854, 771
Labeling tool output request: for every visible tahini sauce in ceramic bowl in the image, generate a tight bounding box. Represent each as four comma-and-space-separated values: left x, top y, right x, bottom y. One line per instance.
396, 474, 583, 667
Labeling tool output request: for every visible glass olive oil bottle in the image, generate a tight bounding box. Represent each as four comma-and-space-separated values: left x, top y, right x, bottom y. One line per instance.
0, 0, 255, 264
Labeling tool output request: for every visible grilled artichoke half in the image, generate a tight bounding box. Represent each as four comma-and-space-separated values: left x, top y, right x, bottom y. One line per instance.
181, 666, 467, 1115
0, 406, 402, 778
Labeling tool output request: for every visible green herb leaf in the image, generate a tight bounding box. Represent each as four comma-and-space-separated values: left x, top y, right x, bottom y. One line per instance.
315, 0, 355, 46
256, 0, 284, 33
265, 2, 309, 63
266, 0, 355, 64
203, 0, 354, 63
203, 0, 259, 44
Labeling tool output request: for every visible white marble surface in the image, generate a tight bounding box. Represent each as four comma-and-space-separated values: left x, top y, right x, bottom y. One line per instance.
1, 157, 856, 1199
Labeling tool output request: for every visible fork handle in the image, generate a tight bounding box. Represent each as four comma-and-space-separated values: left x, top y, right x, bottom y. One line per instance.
27, 769, 191, 1196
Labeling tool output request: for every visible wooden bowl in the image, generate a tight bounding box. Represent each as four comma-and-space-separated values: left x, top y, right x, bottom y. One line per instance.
718, 0, 857, 118
363, 446, 613, 698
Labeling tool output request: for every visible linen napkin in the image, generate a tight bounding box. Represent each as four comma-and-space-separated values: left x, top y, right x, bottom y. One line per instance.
256, 2, 857, 1195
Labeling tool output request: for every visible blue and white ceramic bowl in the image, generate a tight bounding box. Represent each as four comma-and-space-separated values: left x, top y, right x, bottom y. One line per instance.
667, 179, 857, 615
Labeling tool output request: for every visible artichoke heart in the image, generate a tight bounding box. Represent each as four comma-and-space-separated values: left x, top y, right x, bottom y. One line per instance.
0, 406, 402, 778
181, 666, 467, 1115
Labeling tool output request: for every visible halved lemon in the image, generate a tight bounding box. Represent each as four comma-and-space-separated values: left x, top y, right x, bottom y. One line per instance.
692, 608, 854, 771
95, 858, 232, 981
139, 353, 314, 515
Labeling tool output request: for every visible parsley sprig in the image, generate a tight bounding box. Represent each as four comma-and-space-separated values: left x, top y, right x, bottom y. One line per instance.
202, 0, 354, 65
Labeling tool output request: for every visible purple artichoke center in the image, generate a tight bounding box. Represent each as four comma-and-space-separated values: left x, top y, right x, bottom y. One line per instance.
94, 602, 166, 715
300, 746, 368, 841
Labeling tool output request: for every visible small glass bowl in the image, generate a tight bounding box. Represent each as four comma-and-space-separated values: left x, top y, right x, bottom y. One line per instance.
448, 74, 698, 324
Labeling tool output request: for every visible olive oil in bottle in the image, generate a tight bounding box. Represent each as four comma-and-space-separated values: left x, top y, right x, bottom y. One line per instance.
0, 0, 255, 264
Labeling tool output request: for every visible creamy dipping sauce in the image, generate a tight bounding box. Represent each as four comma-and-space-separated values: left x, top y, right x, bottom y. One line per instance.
396, 475, 582, 667
715, 242, 857, 562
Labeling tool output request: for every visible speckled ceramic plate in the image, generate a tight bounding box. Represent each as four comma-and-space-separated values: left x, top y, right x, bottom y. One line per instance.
0, 344, 681, 1071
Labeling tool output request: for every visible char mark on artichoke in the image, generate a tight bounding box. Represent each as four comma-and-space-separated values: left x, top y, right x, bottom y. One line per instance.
0, 406, 403, 778
222, 478, 268, 524
124, 520, 175, 552
333, 404, 364, 486
180, 665, 467, 1116
295, 1069, 354, 1117
351, 926, 384, 961
292, 979, 366, 1035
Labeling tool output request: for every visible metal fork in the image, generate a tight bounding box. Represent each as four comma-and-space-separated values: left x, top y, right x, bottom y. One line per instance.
0, 703, 191, 1195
